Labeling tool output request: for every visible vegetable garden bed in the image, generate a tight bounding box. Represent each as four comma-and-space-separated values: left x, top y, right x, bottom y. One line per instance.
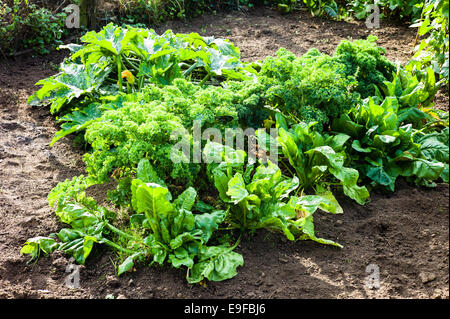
0, 7, 448, 299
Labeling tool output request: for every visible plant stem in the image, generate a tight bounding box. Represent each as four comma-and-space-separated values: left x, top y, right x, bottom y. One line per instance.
138, 76, 145, 91
122, 54, 140, 72
227, 220, 242, 230
102, 238, 135, 255
126, 57, 141, 62
238, 202, 248, 230
217, 227, 237, 231
229, 232, 243, 251
295, 187, 304, 197
413, 4, 426, 48
117, 55, 123, 92
288, 111, 302, 123
280, 159, 295, 178
199, 73, 211, 86
182, 62, 198, 77
324, 182, 342, 186
106, 223, 136, 242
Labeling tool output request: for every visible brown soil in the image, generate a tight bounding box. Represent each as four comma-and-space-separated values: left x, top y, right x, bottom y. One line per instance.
0, 7, 448, 299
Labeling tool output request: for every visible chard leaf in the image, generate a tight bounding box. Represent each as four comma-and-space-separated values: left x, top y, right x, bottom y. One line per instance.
246, 178, 272, 200
366, 166, 396, 191
417, 129, 449, 163
251, 160, 282, 184
441, 164, 449, 183
290, 193, 343, 215
278, 128, 302, 168
172, 209, 195, 235
169, 232, 197, 250
397, 107, 430, 127
212, 170, 231, 202
131, 180, 174, 219
194, 210, 227, 243
152, 247, 167, 265
258, 216, 295, 241
55, 203, 101, 230
372, 134, 397, 148
173, 187, 197, 211
137, 159, 166, 186
299, 216, 343, 248
20, 237, 59, 262
328, 133, 351, 152
352, 140, 372, 153
402, 158, 444, 181
226, 173, 249, 204
187, 246, 244, 283
57, 231, 99, 265
272, 175, 300, 199
243, 164, 255, 184
118, 252, 142, 276
169, 247, 194, 269
331, 114, 364, 138
307, 146, 369, 205
193, 201, 215, 213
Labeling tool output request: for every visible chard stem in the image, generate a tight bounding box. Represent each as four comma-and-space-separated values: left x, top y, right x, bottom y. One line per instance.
199, 73, 211, 86
102, 238, 135, 255
182, 62, 198, 77
229, 232, 243, 251
106, 223, 135, 241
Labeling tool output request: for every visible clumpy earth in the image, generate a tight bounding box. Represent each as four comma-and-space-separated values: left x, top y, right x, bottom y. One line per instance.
0, 7, 448, 299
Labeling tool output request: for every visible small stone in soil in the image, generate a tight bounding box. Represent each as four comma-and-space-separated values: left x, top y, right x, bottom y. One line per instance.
419, 272, 436, 284
106, 275, 121, 288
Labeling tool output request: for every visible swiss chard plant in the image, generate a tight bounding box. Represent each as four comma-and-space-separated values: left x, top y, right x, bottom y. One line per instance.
380, 63, 438, 110
128, 174, 243, 283
414, 126, 449, 183
204, 142, 344, 247
331, 96, 446, 191
22, 159, 245, 283
275, 113, 370, 205
410, 0, 449, 88
21, 175, 134, 265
